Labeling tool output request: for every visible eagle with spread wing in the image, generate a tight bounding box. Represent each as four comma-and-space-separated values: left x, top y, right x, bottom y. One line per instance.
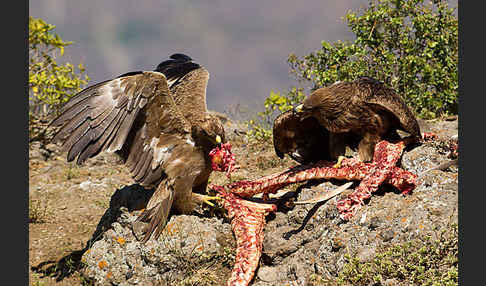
50, 53, 227, 242
273, 77, 421, 165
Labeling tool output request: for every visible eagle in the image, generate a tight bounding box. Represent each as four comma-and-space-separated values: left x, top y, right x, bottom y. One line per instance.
273, 77, 421, 165
50, 53, 227, 242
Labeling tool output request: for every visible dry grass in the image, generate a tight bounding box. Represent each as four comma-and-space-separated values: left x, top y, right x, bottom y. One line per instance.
29, 197, 52, 224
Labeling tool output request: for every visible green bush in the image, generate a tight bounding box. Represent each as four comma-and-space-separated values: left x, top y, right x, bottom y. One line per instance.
246, 87, 305, 141
29, 16, 89, 116
29, 16, 89, 142
288, 0, 458, 119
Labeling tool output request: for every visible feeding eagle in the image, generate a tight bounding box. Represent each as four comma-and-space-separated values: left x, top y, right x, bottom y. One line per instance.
273, 77, 421, 165
50, 53, 228, 242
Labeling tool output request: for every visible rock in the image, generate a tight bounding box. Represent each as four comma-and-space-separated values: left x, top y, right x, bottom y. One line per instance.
82, 211, 233, 285
356, 246, 376, 262
262, 226, 300, 262
368, 216, 383, 230
331, 231, 350, 251
29, 141, 62, 162
80, 185, 233, 285
256, 266, 281, 282
401, 146, 443, 174
380, 229, 395, 242
78, 180, 108, 192
45, 143, 61, 154
29, 142, 50, 161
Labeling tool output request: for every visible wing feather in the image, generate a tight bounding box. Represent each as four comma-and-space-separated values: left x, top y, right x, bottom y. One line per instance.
132, 142, 152, 179
358, 78, 421, 137
65, 121, 91, 161
83, 104, 126, 159
76, 109, 129, 163
125, 131, 145, 173
136, 178, 174, 243
105, 109, 137, 152
54, 80, 112, 115
170, 68, 210, 119
53, 105, 92, 142
134, 148, 154, 182
155, 54, 209, 122
51, 71, 192, 171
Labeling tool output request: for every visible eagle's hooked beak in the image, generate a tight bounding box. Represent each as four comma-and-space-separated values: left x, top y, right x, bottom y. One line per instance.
293, 104, 304, 114
215, 135, 222, 144
293, 104, 312, 121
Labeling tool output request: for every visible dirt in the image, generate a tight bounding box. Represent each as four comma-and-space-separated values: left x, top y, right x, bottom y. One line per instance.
28, 117, 458, 286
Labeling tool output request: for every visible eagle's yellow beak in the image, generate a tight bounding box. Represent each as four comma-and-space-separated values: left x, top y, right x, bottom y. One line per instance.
294, 104, 304, 113
215, 135, 222, 144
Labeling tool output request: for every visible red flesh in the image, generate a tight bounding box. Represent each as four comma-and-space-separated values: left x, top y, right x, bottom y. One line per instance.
211, 154, 416, 200
209, 143, 237, 178
336, 140, 406, 220
216, 189, 276, 286
422, 132, 437, 141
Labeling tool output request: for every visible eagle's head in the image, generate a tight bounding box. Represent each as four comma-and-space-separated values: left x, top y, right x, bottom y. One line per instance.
293, 103, 314, 121
192, 114, 226, 150
293, 88, 332, 121
195, 115, 235, 177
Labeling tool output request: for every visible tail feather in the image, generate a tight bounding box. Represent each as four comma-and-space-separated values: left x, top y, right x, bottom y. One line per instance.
135, 180, 174, 243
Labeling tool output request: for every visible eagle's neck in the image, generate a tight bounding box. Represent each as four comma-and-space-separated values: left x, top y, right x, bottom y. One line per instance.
190, 129, 216, 156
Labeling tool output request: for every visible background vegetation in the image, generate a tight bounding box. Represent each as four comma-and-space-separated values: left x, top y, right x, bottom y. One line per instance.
246, 87, 305, 141
29, 16, 89, 142
248, 0, 458, 141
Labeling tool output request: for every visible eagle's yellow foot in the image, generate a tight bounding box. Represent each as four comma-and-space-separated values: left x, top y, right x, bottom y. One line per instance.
333, 156, 347, 168
193, 193, 223, 207
199, 194, 223, 207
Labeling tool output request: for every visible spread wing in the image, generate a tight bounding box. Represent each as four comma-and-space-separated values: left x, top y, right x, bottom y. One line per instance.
50, 71, 194, 187
156, 54, 210, 122
273, 110, 332, 164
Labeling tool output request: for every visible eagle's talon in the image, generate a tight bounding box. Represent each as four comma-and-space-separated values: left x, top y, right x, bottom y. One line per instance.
333, 156, 346, 168
201, 195, 222, 207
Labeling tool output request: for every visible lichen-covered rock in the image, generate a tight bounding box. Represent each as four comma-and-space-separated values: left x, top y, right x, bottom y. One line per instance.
82, 213, 234, 285
80, 185, 235, 285
83, 214, 235, 284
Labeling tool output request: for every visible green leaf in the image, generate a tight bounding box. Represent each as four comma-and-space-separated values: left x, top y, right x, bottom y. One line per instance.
321, 40, 333, 50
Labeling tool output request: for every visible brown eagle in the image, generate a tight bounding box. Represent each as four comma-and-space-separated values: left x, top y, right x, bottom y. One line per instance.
50, 53, 226, 242
273, 77, 421, 165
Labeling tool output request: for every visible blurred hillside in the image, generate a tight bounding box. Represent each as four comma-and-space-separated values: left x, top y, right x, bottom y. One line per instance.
29, 0, 457, 119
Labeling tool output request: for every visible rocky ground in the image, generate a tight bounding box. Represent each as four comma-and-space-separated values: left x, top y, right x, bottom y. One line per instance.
29, 117, 458, 286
